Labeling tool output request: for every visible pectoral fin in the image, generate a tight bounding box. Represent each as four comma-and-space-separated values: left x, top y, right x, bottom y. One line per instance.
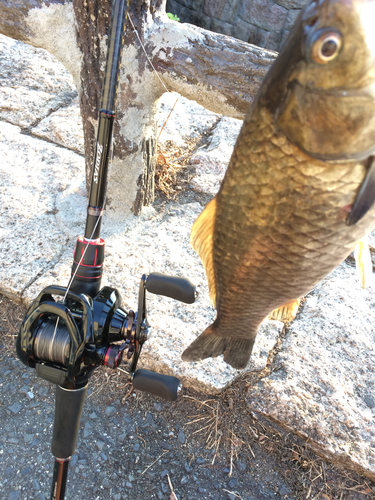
190, 197, 218, 308
346, 157, 375, 226
354, 237, 373, 289
268, 298, 301, 323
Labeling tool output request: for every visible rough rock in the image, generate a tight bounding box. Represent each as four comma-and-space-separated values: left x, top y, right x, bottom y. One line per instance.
240, 0, 288, 33
156, 91, 220, 147
167, 0, 301, 51
32, 96, 84, 154
247, 261, 375, 480
0, 35, 76, 128
0, 120, 86, 299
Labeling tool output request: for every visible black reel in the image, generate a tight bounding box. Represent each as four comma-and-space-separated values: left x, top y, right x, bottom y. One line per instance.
17, 272, 196, 400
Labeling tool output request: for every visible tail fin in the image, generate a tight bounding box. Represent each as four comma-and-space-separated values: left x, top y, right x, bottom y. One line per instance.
181, 323, 256, 370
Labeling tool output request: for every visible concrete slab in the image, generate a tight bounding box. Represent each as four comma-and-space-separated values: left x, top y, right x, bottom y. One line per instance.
247, 262, 375, 480
0, 121, 85, 299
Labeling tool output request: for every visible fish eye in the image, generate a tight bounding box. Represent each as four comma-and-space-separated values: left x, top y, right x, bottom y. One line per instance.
307, 29, 342, 64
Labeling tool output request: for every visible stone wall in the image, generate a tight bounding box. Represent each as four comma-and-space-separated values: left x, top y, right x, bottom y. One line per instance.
166, 0, 307, 51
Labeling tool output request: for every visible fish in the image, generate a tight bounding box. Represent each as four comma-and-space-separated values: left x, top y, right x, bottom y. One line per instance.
182, 0, 375, 370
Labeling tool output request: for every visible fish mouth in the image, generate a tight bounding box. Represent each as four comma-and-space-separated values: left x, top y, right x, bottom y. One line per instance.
276, 80, 375, 162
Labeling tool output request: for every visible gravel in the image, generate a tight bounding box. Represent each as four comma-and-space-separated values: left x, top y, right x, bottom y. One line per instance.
0, 345, 298, 500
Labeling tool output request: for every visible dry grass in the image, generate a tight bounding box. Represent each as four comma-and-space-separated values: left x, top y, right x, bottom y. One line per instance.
155, 140, 197, 200
178, 380, 375, 500
0, 295, 25, 350
184, 395, 222, 464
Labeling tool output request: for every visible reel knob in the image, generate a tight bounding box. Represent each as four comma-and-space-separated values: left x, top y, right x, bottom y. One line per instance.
132, 369, 181, 401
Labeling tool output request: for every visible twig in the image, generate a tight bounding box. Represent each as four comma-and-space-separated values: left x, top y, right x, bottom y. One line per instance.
248, 425, 258, 438
117, 367, 129, 375
229, 435, 234, 477
121, 382, 134, 403
185, 416, 211, 425
158, 97, 180, 141
211, 433, 222, 465
183, 395, 218, 411
141, 450, 169, 475
86, 379, 110, 399
223, 490, 242, 499
137, 433, 147, 448
192, 423, 213, 435
167, 474, 179, 500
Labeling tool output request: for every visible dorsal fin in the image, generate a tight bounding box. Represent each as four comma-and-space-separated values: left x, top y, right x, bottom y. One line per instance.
190, 197, 218, 308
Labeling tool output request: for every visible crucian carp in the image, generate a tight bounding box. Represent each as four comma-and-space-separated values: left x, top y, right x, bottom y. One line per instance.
182, 0, 375, 369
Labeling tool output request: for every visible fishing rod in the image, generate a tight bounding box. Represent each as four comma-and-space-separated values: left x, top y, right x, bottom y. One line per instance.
16, 1, 196, 498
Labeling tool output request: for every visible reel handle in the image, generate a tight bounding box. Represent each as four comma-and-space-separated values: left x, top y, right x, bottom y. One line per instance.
132, 368, 181, 401
146, 272, 196, 304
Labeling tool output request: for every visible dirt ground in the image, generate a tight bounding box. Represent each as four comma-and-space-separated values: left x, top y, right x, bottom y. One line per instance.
1, 293, 374, 500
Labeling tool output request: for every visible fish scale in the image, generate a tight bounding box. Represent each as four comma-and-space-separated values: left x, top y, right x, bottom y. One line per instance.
182, 0, 375, 369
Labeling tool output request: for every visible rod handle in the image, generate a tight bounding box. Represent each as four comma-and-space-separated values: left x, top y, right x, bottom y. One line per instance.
52, 384, 88, 459
146, 272, 196, 303
132, 369, 181, 401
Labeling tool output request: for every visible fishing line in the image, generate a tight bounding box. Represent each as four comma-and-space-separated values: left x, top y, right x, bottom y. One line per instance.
49, 117, 117, 344
128, 11, 245, 144
128, 14, 170, 93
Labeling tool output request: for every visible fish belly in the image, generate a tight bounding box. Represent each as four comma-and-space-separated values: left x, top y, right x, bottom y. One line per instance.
183, 107, 375, 369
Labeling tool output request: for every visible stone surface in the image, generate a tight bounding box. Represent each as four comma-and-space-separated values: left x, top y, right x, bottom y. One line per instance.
0, 120, 86, 300
157, 91, 220, 147
247, 262, 375, 480
240, 0, 288, 32
203, 0, 228, 19
0, 35, 76, 128
1, 30, 375, 481
280, 9, 301, 46
32, 96, 84, 154
274, 0, 306, 9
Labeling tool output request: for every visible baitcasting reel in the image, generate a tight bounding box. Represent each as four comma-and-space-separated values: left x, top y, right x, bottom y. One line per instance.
17, 272, 196, 400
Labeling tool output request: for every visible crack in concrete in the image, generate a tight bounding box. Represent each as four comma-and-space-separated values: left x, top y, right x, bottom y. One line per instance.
21, 91, 77, 132
25, 130, 84, 157
193, 115, 223, 152
0, 115, 84, 157
15, 91, 85, 156
249, 301, 305, 385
